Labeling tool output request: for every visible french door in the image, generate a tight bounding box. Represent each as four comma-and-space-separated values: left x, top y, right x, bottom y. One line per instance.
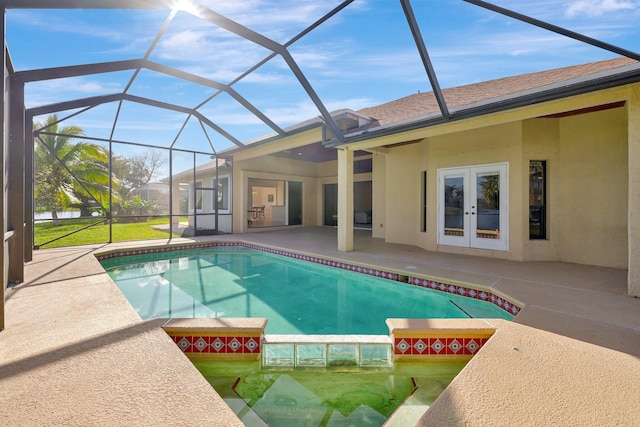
438, 163, 508, 251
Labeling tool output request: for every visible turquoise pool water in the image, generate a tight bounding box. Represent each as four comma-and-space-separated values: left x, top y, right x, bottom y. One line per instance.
101, 247, 512, 334
196, 361, 466, 427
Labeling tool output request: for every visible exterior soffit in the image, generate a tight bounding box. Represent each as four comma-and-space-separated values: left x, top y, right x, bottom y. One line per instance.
227, 127, 324, 162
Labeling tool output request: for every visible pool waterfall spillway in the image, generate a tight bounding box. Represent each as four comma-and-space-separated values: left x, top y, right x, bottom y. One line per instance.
262, 335, 393, 368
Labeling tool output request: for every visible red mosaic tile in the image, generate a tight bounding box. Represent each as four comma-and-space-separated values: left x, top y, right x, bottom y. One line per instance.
226, 337, 243, 353
429, 338, 446, 354
193, 336, 210, 353
244, 337, 260, 353
210, 336, 226, 353
174, 336, 193, 353
447, 338, 463, 354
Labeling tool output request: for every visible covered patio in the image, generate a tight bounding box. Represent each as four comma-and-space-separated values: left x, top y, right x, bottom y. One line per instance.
1, 228, 638, 425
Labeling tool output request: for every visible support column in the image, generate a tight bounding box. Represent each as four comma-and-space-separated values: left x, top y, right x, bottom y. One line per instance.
24, 112, 33, 262
628, 88, 640, 297
1, 5, 6, 331
337, 148, 353, 252
8, 74, 24, 285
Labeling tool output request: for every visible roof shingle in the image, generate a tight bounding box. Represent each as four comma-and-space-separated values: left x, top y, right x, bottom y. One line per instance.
358, 57, 638, 126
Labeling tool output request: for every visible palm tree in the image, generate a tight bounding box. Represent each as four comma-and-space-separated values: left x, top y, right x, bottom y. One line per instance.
34, 114, 111, 225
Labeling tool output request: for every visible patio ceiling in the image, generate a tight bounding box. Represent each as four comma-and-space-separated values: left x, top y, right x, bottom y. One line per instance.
270, 141, 371, 163
5, 0, 640, 164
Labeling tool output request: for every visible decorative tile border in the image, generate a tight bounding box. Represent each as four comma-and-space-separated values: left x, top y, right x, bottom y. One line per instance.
161, 318, 266, 361
247, 244, 400, 281
94, 241, 239, 261
408, 277, 521, 316
95, 240, 521, 317
393, 337, 489, 356
388, 319, 496, 361
171, 335, 261, 354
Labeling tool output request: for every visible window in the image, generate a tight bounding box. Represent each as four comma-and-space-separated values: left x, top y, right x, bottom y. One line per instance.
420, 171, 427, 232
354, 158, 372, 174
213, 175, 230, 213
529, 161, 546, 239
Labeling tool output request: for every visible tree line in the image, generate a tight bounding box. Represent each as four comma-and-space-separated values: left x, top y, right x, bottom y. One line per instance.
34, 114, 166, 225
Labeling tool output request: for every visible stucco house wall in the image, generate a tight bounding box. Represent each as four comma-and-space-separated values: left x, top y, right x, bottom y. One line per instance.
371, 152, 386, 239
385, 143, 422, 247
522, 117, 560, 261
556, 107, 628, 267
375, 104, 628, 268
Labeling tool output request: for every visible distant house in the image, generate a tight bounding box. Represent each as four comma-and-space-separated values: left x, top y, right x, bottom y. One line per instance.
174, 57, 640, 295
130, 182, 170, 211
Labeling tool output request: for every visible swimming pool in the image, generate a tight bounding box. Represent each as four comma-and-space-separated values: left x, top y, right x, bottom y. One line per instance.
101, 245, 513, 334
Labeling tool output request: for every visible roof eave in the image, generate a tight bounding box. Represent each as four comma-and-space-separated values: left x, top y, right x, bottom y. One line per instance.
332, 64, 640, 146
220, 120, 325, 157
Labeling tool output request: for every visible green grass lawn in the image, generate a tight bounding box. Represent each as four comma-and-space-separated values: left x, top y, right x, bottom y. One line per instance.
35, 217, 183, 248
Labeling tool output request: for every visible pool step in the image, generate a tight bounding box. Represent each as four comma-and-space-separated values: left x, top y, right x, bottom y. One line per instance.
262, 334, 393, 369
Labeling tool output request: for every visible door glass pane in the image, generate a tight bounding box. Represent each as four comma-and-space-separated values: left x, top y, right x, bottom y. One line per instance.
288, 181, 302, 226
476, 173, 500, 239
444, 176, 464, 236
354, 181, 372, 228
529, 161, 546, 239
323, 184, 338, 226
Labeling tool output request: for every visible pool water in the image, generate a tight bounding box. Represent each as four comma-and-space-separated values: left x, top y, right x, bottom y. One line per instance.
101, 248, 512, 334
196, 361, 466, 427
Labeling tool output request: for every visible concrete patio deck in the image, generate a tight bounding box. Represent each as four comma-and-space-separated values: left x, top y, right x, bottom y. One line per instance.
1, 227, 639, 426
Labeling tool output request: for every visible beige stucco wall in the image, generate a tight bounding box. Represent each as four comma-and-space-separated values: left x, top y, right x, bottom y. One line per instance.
316, 159, 337, 178
372, 152, 386, 239
522, 117, 560, 261
238, 155, 320, 177
555, 107, 628, 268
378, 107, 628, 268
385, 143, 422, 246
628, 86, 640, 296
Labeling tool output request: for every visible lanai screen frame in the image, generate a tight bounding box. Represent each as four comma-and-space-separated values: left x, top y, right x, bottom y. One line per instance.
2, 0, 640, 332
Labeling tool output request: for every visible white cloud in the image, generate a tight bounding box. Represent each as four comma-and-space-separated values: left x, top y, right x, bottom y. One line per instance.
154, 27, 272, 75
25, 77, 124, 108
565, 0, 638, 17
196, 0, 345, 28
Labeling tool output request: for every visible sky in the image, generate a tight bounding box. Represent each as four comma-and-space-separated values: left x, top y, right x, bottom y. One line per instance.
6, 0, 640, 174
